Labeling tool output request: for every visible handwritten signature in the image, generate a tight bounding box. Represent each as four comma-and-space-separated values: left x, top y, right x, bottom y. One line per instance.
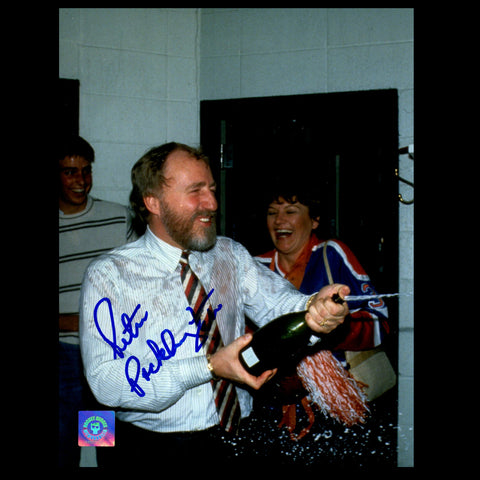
93, 290, 222, 397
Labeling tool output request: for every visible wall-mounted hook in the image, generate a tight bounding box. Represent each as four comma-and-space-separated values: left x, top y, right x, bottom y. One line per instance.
399, 144, 414, 160
397, 144, 414, 204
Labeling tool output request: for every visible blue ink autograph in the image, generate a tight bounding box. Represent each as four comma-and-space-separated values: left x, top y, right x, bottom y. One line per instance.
93, 290, 222, 398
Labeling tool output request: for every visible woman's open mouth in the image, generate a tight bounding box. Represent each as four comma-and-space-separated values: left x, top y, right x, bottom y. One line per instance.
275, 229, 293, 239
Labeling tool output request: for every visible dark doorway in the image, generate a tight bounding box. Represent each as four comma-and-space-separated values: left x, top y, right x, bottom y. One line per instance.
200, 90, 399, 465
200, 89, 398, 295
58, 78, 80, 137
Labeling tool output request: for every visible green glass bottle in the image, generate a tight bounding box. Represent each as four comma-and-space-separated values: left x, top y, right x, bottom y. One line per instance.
239, 294, 344, 376
239, 310, 326, 376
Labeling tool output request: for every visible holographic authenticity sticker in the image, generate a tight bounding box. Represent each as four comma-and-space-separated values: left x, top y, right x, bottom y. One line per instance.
78, 411, 115, 447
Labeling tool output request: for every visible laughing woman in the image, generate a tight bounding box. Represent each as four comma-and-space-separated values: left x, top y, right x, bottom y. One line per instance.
245, 176, 393, 467
257, 178, 389, 357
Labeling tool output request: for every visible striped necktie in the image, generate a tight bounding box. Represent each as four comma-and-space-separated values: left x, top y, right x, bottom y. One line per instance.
180, 250, 241, 433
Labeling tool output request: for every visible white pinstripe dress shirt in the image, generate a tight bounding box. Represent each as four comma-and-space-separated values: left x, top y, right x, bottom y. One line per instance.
79, 226, 309, 433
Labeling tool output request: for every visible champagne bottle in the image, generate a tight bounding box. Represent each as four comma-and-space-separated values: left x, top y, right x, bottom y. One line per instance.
239, 293, 344, 376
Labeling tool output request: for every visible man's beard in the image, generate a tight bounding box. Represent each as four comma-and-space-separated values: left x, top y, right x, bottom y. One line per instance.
161, 201, 217, 252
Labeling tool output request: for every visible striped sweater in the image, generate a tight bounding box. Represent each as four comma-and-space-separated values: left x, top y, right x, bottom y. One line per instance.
59, 195, 136, 343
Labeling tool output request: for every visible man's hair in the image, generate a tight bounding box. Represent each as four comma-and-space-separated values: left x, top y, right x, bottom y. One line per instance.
58, 135, 95, 163
129, 142, 209, 232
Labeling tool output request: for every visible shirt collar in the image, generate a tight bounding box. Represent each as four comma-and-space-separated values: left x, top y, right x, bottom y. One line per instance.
144, 225, 183, 273
143, 225, 217, 279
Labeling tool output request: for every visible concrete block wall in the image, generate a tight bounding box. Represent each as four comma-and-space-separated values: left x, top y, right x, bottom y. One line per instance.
200, 8, 413, 97
59, 7, 414, 467
59, 8, 200, 206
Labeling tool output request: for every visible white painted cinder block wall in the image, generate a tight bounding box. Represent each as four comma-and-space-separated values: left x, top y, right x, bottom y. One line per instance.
59, 8, 414, 467
59, 8, 201, 206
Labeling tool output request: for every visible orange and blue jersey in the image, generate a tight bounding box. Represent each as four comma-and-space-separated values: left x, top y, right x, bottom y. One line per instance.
256, 238, 389, 352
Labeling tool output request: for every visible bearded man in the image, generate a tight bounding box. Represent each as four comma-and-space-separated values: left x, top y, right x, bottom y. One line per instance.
79, 142, 349, 468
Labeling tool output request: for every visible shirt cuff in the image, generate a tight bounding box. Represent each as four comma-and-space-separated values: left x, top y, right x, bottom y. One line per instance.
178, 355, 212, 391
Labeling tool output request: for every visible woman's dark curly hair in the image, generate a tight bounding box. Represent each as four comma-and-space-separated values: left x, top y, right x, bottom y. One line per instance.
264, 173, 324, 221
